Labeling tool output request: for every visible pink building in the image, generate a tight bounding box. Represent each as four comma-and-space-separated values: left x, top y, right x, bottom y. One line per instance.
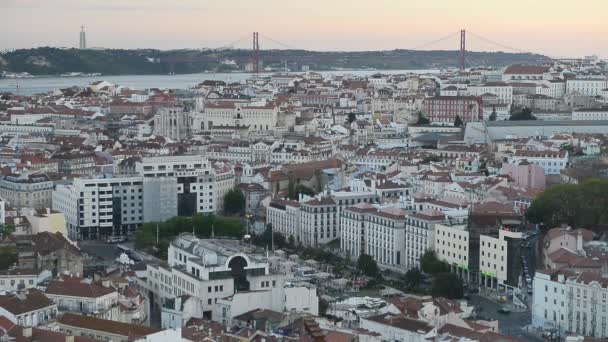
501, 160, 546, 190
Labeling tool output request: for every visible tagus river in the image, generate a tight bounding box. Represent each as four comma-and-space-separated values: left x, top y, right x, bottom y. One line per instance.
0, 69, 439, 96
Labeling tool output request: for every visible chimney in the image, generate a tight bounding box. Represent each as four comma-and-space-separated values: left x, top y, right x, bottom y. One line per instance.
23, 327, 32, 338
101, 280, 111, 288
576, 231, 583, 252
65, 336, 75, 342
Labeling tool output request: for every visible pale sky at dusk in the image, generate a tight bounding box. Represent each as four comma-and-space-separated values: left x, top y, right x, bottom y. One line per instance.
2, 0, 607, 57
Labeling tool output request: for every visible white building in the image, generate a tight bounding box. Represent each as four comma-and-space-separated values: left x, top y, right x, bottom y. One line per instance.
405, 210, 446, 269
46, 277, 119, 322
193, 100, 278, 132
509, 150, 568, 175
566, 78, 608, 97
266, 199, 301, 242
0, 289, 58, 327
52, 176, 144, 240
479, 228, 523, 289
360, 313, 435, 342
533, 270, 608, 339
0, 269, 52, 293
434, 224, 470, 280
136, 155, 234, 216
572, 108, 608, 121
139, 234, 318, 324
468, 82, 513, 104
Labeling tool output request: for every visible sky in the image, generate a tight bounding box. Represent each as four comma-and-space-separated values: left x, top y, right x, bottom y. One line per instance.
1, 0, 607, 57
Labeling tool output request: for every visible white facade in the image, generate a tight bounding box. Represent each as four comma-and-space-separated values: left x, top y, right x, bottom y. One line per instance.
434, 224, 469, 269
566, 78, 608, 97
140, 234, 318, 325
509, 150, 568, 175
193, 100, 278, 131
479, 229, 522, 286
533, 271, 608, 339
405, 211, 446, 269
468, 83, 513, 104
572, 108, 608, 121
267, 199, 301, 241
52, 176, 144, 240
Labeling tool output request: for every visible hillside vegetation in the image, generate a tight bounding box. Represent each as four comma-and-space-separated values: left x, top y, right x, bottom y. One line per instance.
0, 47, 550, 75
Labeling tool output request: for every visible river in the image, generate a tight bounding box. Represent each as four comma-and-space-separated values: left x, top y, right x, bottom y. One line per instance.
0, 69, 440, 96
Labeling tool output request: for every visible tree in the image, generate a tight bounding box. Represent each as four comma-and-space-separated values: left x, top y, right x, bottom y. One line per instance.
417, 113, 430, 125
347, 112, 357, 124
509, 106, 536, 121
420, 251, 450, 275
1, 224, 15, 238
403, 268, 423, 289
431, 272, 464, 299
224, 189, 245, 215
287, 235, 296, 249
0, 246, 17, 270
357, 254, 379, 277
526, 178, 608, 230
454, 115, 463, 127
489, 106, 497, 121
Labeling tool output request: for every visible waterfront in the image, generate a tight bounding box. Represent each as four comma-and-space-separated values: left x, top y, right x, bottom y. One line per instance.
0, 69, 439, 95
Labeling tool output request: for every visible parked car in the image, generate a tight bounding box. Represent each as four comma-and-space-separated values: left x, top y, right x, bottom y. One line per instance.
498, 307, 511, 314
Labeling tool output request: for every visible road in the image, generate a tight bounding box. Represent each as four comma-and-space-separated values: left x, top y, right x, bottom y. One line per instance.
469, 294, 542, 341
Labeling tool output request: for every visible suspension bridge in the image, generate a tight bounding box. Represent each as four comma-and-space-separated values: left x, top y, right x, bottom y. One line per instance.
159, 29, 555, 74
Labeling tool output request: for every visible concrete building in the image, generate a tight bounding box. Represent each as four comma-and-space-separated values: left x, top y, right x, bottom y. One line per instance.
434, 224, 470, 281
136, 155, 233, 216
139, 234, 318, 324
266, 199, 301, 242
479, 228, 523, 290
53, 177, 144, 240
405, 210, 446, 269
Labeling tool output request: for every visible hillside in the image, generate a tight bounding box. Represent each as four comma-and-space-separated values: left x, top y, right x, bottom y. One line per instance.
0, 47, 551, 76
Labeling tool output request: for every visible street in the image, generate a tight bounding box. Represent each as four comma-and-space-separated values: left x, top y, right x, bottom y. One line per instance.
469, 294, 542, 341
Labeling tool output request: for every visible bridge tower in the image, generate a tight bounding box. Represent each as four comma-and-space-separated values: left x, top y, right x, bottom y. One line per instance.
460, 29, 466, 71
252, 32, 260, 73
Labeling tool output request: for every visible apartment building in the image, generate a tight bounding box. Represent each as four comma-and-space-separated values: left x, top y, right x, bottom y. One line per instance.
434, 224, 470, 281
479, 228, 523, 289
136, 155, 234, 216
509, 150, 569, 175
267, 199, 301, 242
0, 173, 53, 209
566, 78, 608, 97
341, 203, 413, 272
0, 290, 58, 327
422, 96, 483, 126
299, 196, 338, 247
405, 210, 446, 269
52, 176, 144, 240
533, 270, 608, 339
467, 82, 513, 104
46, 277, 119, 321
